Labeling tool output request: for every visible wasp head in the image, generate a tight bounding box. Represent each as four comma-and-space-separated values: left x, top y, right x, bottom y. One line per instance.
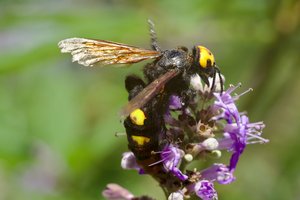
192, 45, 223, 92
193, 45, 216, 70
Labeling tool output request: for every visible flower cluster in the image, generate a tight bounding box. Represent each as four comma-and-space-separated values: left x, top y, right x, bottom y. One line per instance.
103, 75, 268, 200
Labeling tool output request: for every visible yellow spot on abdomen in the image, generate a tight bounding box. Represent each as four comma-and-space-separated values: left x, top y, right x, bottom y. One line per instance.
130, 109, 146, 126
131, 135, 150, 146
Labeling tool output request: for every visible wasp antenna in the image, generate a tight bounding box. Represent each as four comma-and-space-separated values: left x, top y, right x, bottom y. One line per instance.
148, 19, 161, 52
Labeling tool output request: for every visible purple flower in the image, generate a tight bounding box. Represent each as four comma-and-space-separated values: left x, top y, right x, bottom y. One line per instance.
213, 84, 268, 171
194, 180, 218, 200
169, 95, 183, 110
121, 152, 144, 174
103, 184, 154, 200
200, 163, 235, 185
159, 144, 188, 181
212, 83, 242, 124
229, 115, 267, 170
102, 183, 134, 200
164, 95, 184, 126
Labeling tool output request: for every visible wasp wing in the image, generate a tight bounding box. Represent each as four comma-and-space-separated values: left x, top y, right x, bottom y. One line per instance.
120, 70, 180, 118
58, 38, 161, 67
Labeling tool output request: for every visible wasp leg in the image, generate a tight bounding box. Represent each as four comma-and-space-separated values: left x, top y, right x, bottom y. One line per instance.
200, 73, 210, 87
209, 67, 224, 93
148, 19, 161, 52
215, 67, 224, 93
210, 69, 216, 92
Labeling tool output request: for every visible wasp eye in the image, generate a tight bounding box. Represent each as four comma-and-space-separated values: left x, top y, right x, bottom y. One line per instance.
207, 59, 212, 67
130, 109, 146, 126
192, 46, 197, 56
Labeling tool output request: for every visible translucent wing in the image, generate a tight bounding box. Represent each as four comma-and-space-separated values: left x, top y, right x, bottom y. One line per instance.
120, 70, 180, 117
58, 38, 161, 67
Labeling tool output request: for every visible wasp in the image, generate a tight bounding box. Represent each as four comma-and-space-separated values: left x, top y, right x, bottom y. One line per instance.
58, 20, 223, 118
58, 21, 223, 193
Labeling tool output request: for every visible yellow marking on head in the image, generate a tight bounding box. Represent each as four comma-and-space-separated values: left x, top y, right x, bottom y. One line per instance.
131, 135, 150, 146
198, 46, 215, 68
130, 109, 146, 126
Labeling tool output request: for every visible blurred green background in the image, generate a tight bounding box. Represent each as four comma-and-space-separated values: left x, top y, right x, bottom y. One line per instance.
0, 0, 299, 199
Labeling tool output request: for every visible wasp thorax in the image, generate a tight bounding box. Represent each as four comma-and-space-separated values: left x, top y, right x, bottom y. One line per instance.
130, 109, 146, 126
194, 46, 215, 69
158, 49, 189, 69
